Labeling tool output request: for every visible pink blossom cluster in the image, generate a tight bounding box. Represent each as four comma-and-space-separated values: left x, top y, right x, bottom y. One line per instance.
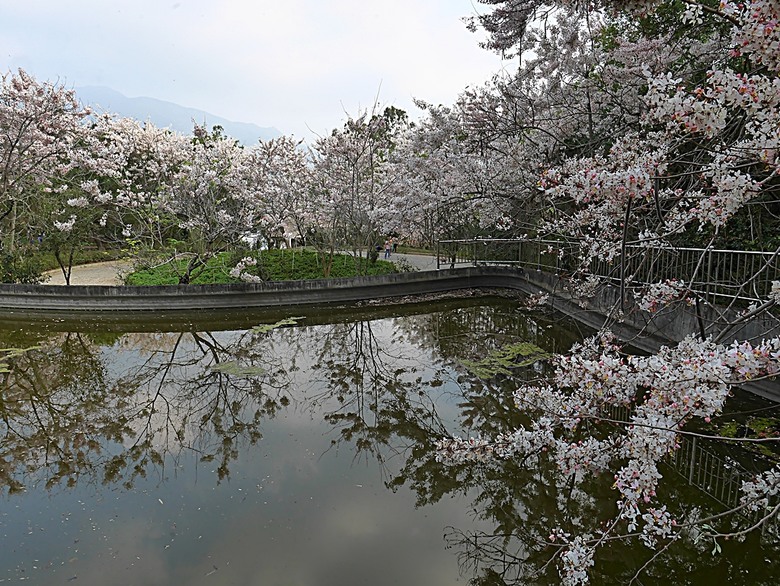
53, 215, 76, 233
725, 0, 780, 72
437, 332, 780, 577
521, 292, 550, 308
557, 533, 596, 586
741, 467, 780, 511
540, 135, 668, 261
634, 279, 693, 313
229, 257, 262, 284
639, 505, 676, 548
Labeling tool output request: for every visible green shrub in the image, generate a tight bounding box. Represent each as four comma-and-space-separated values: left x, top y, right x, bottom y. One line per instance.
0, 250, 45, 283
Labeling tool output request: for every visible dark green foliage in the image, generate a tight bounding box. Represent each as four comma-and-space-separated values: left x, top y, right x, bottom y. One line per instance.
125, 255, 234, 285
674, 200, 780, 252
0, 249, 45, 283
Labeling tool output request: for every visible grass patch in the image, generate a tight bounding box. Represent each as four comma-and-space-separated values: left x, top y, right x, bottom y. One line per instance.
125, 253, 240, 285
125, 249, 399, 285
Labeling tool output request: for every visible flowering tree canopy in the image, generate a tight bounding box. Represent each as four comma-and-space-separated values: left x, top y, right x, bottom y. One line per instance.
309, 106, 407, 272
0, 69, 89, 254
432, 1, 780, 583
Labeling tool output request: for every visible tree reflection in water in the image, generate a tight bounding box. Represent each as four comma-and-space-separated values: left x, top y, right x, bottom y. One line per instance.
1, 325, 294, 491
0, 300, 777, 584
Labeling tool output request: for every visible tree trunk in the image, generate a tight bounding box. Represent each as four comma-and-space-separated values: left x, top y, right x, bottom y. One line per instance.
8, 201, 17, 253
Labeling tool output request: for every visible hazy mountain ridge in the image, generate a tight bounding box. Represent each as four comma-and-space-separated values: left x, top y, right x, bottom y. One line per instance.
76, 86, 283, 145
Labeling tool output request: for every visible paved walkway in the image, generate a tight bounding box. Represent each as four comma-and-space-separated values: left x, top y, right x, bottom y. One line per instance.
42, 253, 438, 286
389, 252, 437, 271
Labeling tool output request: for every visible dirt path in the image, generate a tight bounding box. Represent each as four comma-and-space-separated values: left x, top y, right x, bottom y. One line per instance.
43, 260, 134, 286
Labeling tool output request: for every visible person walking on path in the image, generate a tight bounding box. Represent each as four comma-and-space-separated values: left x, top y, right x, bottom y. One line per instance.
384, 240, 392, 259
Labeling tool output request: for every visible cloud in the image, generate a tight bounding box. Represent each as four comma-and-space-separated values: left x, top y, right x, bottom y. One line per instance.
1, 0, 506, 139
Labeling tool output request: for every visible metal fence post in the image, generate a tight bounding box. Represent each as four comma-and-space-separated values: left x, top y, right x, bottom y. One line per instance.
518, 240, 522, 270
688, 436, 697, 485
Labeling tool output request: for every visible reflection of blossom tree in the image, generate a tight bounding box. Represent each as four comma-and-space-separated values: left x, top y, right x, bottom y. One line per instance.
0, 326, 294, 492
395, 301, 582, 364
338, 360, 780, 584
98, 328, 296, 484
1, 332, 134, 492
306, 319, 436, 471
300, 306, 780, 584
295, 307, 599, 582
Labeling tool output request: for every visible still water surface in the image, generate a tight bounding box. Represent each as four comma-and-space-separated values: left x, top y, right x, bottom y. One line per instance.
0, 299, 778, 585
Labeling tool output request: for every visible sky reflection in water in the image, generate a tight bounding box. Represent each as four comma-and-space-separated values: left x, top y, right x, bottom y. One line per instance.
1, 300, 778, 585
2, 301, 550, 585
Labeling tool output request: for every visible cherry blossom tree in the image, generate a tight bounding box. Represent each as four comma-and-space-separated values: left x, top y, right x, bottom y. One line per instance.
381, 102, 476, 246
0, 69, 89, 280
435, 1, 780, 583
387, 99, 532, 246
310, 106, 407, 274
26, 111, 193, 284
32, 181, 108, 285
243, 135, 311, 249
394, 5, 664, 245
73, 113, 190, 251
154, 124, 260, 283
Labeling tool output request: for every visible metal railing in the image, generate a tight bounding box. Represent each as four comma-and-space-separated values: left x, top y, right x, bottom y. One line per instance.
668, 435, 744, 509
437, 238, 780, 305
603, 404, 778, 539
667, 435, 779, 539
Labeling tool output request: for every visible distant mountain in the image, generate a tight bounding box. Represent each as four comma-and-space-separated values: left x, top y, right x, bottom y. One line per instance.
75, 86, 282, 145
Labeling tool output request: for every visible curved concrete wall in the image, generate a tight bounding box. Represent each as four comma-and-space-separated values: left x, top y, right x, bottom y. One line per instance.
3, 267, 776, 348
3, 266, 775, 346
0, 267, 537, 312
2, 265, 777, 399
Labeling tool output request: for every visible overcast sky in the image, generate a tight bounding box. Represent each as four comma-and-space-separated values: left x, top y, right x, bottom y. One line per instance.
2, 0, 508, 140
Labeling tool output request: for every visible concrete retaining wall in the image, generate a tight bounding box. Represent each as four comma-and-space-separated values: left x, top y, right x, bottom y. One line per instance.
520, 267, 780, 402
3, 266, 776, 347
2, 265, 777, 399
0, 267, 537, 312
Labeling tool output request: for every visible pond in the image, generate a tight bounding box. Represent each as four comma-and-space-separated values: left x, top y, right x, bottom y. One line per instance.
0, 297, 778, 585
